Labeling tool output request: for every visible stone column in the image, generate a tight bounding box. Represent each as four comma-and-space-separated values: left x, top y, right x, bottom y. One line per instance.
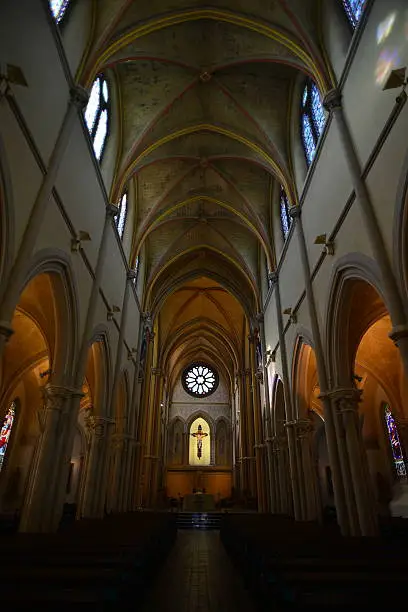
19, 384, 82, 532
244, 368, 257, 499
109, 270, 136, 417
107, 270, 136, 511
150, 371, 164, 507
330, 387, 378, 536
238, 373, 248, 497
296, 419, 321, 521
0, 85, 89, 357
80, 416, 115, 518
249, 332, 267, 511
273, 434, 290, 514
109, 433, 129, 513
289, 206, 349, 534
269, 272, 303, 520
126, 313, 144, 511
257, 313, 277, 512
50, 204, 118, 527
120, 437, 138, 512
323, 89, 408, 377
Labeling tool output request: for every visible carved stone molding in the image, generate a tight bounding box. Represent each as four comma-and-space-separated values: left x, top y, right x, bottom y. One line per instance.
106, 203, 119, 218
85, 414, 115, 439
326, 387, 362, 414
323, 88, 342, 113
70, 84, 89, 109
288, 205, 301, 220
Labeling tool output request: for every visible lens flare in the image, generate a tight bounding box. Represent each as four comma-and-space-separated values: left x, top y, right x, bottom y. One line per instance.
375, 48, 400, 86
377, 12, 396, 45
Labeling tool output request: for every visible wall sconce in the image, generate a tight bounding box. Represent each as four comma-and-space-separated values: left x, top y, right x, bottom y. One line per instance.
283, 307, 297, 325
107, 305, 121, 321
127, 347, 137, 360
71, 230, 91, 252
383, 67, 406, 91
0, 63, 27, 94
314, 233, 334, 255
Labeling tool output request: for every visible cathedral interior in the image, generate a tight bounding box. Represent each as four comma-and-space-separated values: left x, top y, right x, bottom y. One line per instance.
1, 0, 408, 608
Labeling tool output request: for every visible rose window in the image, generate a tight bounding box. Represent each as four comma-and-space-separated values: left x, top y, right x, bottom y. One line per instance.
182, 363, 218, 398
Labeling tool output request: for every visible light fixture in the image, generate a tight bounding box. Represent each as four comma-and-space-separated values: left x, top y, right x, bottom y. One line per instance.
314, 233, 335, 255
127, 347, 137, 360
71, 230, 91, 252
107, 305, 121, 321
382, 67, 406, 91
0, 63, 28, 93
283, 307, 297, 325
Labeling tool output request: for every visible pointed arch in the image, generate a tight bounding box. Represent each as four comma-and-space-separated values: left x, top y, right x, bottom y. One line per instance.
22, 248, 80, 384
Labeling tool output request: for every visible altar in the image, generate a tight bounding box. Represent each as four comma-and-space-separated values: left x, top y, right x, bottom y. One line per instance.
183, 492, 215, 512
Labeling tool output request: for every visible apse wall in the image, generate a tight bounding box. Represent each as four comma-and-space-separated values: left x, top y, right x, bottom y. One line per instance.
169, 373, 230, 423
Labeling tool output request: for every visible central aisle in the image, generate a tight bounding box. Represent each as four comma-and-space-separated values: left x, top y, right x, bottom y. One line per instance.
141, 530, 256, 611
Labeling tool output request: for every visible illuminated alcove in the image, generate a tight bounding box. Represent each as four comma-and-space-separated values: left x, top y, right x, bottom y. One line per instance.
189, 418, 211, 466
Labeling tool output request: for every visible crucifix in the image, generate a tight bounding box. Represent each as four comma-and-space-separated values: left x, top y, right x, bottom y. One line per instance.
191, 423, 208, 459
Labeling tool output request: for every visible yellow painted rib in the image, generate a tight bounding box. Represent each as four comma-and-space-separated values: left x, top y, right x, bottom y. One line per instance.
87, 9, 326, 92
117, 123, 291, 202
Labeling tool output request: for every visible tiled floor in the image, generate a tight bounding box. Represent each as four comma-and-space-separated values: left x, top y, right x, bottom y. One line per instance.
142, 530, 256, 611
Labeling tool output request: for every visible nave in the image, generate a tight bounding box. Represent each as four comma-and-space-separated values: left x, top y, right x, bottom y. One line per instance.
141, 529, 255, 612
3, 508, 408, 609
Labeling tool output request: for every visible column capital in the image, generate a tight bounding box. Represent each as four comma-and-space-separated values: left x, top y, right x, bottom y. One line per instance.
244, 368, 252, 377
142, 311, 152, 323
255, 312, 264, 324
288, 205, 301, 219
295, 419, 314, 439
85, 414, 115, 438
323, 88, 342, 113
0, 321, 14, 343
325, 387, 362, 413
70, 85, 89, 109
43, 384, 84, 406
127, 269, 137, 281
151, 367, 162, 377
106, 203, 119, 218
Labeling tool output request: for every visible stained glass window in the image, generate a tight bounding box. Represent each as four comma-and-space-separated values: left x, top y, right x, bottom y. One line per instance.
182, 363, 218, 398
0, 400, 16, 472
342, 0, 367, 29
280, 185, 291, 240
301, 80, 326, 166
49, 0, 70, 23
384, 404, 407, 477
116, 192, 128, 239
84, 75, 109, 161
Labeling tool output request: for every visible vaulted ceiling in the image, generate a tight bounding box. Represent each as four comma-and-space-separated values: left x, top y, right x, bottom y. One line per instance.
75, 0, 335, 380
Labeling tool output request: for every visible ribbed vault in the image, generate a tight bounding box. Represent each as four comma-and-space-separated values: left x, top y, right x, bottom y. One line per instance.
75, 0, 334, 377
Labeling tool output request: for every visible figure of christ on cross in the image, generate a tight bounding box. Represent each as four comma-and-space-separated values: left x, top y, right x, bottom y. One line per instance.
191, 423, 208, 459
